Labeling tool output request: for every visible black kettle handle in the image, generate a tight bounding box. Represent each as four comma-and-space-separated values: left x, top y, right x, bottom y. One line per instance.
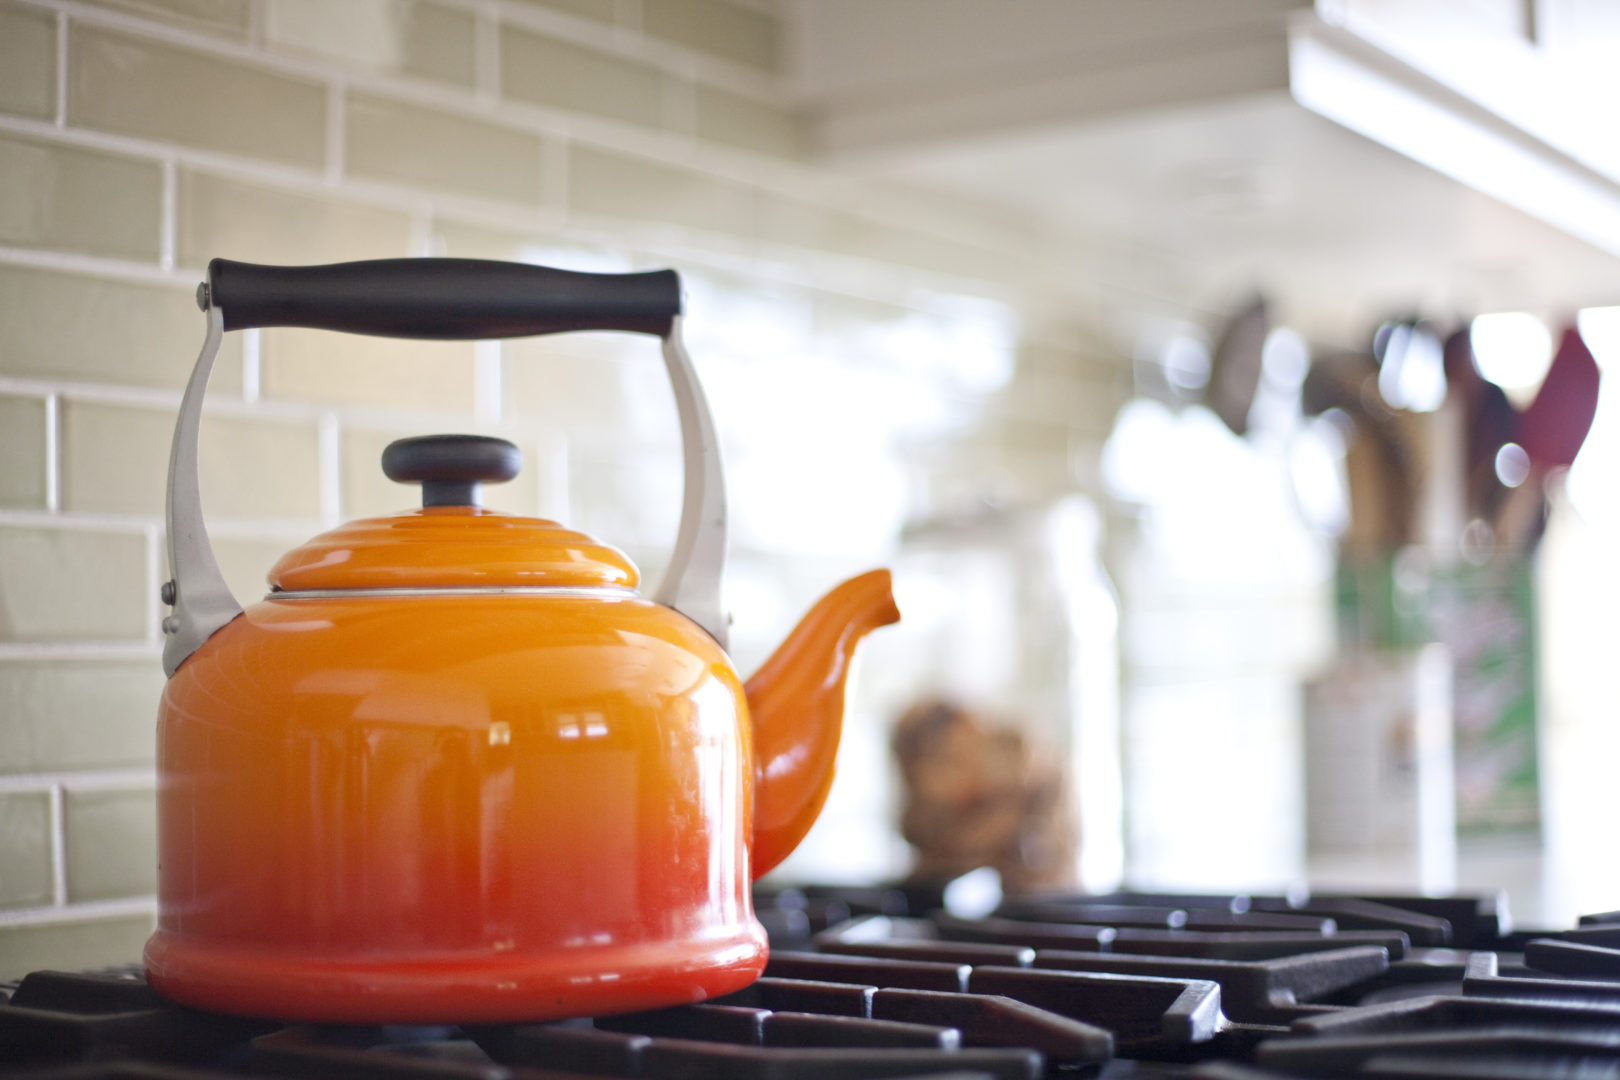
206, 258, 682, 339
162, 257, 728, 679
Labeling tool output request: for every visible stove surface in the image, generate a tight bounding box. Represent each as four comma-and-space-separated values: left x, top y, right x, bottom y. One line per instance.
5, 883, 1620, 1079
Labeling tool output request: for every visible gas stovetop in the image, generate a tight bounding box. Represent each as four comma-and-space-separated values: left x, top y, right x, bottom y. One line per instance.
7, 882, 1620, 1079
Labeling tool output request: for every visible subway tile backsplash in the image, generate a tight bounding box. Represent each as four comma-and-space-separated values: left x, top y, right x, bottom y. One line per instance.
0, 0, 1125, 975
0, 132, 165, 261
68, 23, 329, 168
0, 264, 244, 390
176, 169, 416, 268
0, 661, 163, 775
0, 4, 56, 120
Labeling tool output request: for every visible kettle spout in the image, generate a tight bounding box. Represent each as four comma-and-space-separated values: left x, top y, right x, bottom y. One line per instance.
746, 569, 899, 879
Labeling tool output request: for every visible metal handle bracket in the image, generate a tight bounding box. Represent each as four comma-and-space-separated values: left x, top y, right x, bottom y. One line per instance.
161, 303, 243, 676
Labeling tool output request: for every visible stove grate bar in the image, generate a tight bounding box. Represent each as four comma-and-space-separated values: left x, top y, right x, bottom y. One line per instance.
869, 987, 1114, 1063
715, 977, 876, 1017
1524, 939, 1620, 979
766, 953, 969, 993
1027, 946, 1388, 1023
633, 1040, 1042, 1080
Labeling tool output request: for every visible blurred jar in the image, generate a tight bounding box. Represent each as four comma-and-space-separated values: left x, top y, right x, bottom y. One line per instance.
820, 496, 1124, 892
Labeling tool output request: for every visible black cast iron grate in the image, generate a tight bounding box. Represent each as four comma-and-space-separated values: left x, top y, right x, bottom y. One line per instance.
5, 882, 1620, 1080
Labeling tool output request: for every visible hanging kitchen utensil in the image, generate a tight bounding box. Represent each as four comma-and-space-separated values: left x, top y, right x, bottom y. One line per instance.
145, 258, 900, 1025
1442, 326, 1520, 530
1205, 295, 1268, 436
1302, 348, 1415, 551
1491, 324, 1601, 551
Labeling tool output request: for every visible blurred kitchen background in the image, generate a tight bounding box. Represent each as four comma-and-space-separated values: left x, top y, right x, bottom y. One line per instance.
4, 0, 1620, 976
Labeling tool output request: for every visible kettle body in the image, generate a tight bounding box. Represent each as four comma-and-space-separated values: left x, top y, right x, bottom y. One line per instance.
144, 259, 898, 1023
148, 589, 764, 1022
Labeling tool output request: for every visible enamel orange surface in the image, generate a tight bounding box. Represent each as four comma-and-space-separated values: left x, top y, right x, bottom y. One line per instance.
744, 570, 901, 878
147, 593, 763, 1023
268, 507, 639, 591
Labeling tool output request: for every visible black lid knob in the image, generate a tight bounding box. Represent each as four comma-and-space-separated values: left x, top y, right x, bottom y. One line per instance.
382, 434, 522, 508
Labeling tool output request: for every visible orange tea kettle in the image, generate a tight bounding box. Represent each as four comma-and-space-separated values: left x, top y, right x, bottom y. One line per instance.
144, 258, 898, 1024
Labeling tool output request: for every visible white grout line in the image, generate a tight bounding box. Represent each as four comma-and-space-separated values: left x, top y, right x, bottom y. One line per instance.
42, 393, 60, 513
0, 373, 485, 434
317, 412, 342, 527
0, 506, 320, 541
0, 896, 157, 929
30, 0, 787, 104
0, 508, 152, 533
0, 244, 186, 286
47, 784, 67, 908
6, 9, 799, 178
0, 769, 157, 795
0, 97, 1042, 282
53, 9, 67, 128
6, 0, 1052, 277
474, 340, 503, 426
240, 328, 260, 404
0, 641, 162, 662
158, 159, 177, 273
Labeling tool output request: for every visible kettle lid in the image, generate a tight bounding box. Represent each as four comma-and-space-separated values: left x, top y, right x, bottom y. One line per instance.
267, 435, 638, 592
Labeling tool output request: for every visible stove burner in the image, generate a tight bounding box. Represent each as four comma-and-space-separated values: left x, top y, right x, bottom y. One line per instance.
4, 884, 1618, 1079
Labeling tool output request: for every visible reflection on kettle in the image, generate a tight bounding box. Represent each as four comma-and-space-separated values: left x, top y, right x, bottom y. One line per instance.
144, 258, 898, 1023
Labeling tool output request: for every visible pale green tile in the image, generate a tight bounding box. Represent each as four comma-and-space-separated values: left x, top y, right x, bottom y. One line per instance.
65, 788, 158, 903
79, 0, 252, 37
756, 192, 867, 252
0, 661, 162, 775
695, 84, 804, 158
402, 1, 477, 87
501, 26, 664, 129
263, 0, 474, 88
0, 3, 56, 120
429, 218, 569, 261
345, 92, 543, 205
0, 526, 149, 642
57, 401, 169, 516
62, 401, 322, 519
342, 426, 427, 521
198, 417, 322, 521
0, 793, 53, 910
807, 289, 918, 339
0, 265, 241, 394
259, 328, 477, 413
0, 395, 48, 508
0, 914, 155, 980
509, 0, 614, 23
211, 536, 294, 602
503, 333, 678, 445
69, 24, 326, 169
852, 222, 1006, 281
642, 0, 779, 71
0, 132, 163, 261
568, 144, 754, 236
177, 169, 413, 269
